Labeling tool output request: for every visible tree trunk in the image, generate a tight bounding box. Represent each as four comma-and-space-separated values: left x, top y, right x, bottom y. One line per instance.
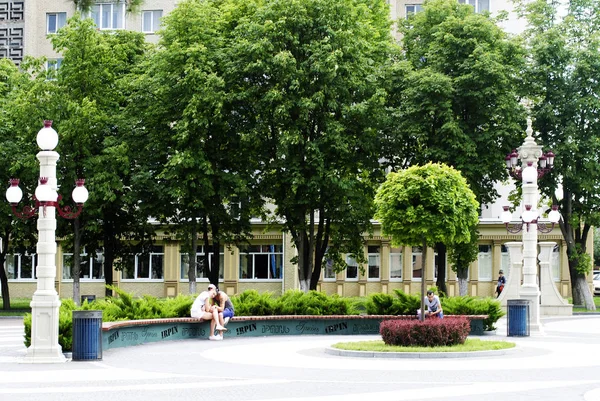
419, 239, 427, 321
435, 242, 447, 295
188, 219, 197, 295
570, 269, 596, 310
73, 218, 82, 306
103, 218, 115, 297
295, 230, 311, 292
0, 243, 9, 310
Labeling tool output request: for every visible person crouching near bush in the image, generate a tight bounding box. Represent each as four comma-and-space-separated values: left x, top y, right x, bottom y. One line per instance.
190, 283, 227, 340
418, 290, 443, 319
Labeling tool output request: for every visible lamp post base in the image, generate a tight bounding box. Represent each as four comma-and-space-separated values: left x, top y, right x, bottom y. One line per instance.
519, 289, 544, 335
22, 293, 67, 364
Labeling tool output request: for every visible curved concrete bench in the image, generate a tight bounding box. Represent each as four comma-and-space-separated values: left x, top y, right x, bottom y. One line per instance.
101, 315, 488, 350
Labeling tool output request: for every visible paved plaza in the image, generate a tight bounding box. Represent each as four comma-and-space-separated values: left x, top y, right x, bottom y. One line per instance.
1, 315, 600, 401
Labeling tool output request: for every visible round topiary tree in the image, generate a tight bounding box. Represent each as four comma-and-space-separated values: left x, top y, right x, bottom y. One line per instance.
374, 163, 479, 320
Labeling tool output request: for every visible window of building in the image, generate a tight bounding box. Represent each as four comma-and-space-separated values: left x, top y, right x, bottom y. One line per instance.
345, 255, 358, 280
412, 246, 423, 281
5, 253, 35, 280
501, 244, 511, 278
180, 245, 224, 280
405, 4, 423, 17
121, 245, 164, 280
47, 12, 67, 34
478, 245, 493, 281
142, 10, 162, 33
551, 244, 560, 281
323, 258, 335, 280
62, 252, 104, 280
367, 246, 380, 280
239, 244, 282, 280
46, 58, 62, 72
458, 0, 489, 13
90, 3, 125, 30
390, 247, 403, 281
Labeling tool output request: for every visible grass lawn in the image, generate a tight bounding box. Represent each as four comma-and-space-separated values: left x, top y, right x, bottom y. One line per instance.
570, 296, 600, 312
331, 338, 515, 353
0, 298, 31, 316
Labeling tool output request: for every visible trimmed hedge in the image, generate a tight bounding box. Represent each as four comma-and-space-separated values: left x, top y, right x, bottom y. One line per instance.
365, 290, 504, 331
380, 317, 470, 347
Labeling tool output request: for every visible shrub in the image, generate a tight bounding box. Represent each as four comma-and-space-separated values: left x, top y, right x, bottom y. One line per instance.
231, 290, 276, 316
380, 317, 470, 347
441, 296, 505, 331
271, 290, 357, 316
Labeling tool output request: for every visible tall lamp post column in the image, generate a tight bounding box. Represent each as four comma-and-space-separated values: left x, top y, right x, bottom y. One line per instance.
6, 121, 88, 363
501, 118, 559, 333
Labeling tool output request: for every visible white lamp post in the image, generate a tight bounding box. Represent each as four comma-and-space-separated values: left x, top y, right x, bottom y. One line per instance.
6, 120, 88, 363
501, 118, 560, 333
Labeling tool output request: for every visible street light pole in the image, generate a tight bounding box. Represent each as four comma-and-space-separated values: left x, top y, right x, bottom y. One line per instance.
6, 121, 88, 363
501, 118, 559, 333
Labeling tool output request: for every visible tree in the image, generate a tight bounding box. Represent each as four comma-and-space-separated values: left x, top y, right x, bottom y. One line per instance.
128, 0, 262, 291
383, 0, 526, 293
374, 163, 479, 319
517, 0, 600, 309
50, 16, 149, 301
228, 0, 396, 290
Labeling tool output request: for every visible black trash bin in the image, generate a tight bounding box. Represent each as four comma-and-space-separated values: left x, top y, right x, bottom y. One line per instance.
72, 310, 103, 360
507, 299, 530, 337
81, 295, 96, 304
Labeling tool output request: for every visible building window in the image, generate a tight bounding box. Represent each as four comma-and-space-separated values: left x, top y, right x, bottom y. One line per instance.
5, 253, 36, 280
180, 246, 224, 280
405, 4, 423, 17
46, 58, 62, 72
122, 245, 164, 280
501, 244, 511, 278
412, 246, 423, 281
90, 3, 125, 30
323, 258, 335, 280
434, 251, 447, 280
390, 247, 403, 281
345, 255, 359, 280
478, 245, 493, 281
239, 244, 282, 280
47, 12, 67, 34
367, 246, 380, 280
551, 244, 560, 281
62, 252, 104, 280
458, 0, 489, 13
142, 10, 162, 33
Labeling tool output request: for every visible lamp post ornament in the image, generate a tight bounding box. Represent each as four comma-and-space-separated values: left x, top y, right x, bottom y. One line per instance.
500, 117, 561, 332
5, 121, 88, 363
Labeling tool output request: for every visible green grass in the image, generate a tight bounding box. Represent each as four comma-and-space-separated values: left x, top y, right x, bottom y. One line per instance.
570, 296, 600, 312
331, 338, 515, 353
0, 298, 31, 316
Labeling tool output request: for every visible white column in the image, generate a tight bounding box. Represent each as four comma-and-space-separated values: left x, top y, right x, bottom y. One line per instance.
517, 123, 543, 334
22, 150, 65, 363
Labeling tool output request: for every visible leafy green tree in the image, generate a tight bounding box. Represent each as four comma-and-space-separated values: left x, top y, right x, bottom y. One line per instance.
374, 163, 479, 319
49, 16, 149, 301
128, 0, 263, 292
228, 0, 396, 290
517, 0, 600, 309
384, 0, 526, 293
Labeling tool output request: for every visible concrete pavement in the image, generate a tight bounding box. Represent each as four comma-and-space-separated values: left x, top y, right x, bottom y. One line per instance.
1, 315, 600, 401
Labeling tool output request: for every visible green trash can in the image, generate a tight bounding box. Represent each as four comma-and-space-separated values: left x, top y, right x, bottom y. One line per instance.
507, 299, 530, 337
72, 310, 103, 360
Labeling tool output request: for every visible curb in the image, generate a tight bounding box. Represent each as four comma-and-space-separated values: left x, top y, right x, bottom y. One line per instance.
324, 346, 516, 359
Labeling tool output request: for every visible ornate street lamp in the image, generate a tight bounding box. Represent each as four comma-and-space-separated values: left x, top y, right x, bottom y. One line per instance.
5, 120, 88, 363
499, 117, 561, 333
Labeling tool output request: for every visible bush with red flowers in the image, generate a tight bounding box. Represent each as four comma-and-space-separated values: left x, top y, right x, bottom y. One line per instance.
380, 317, 470, 347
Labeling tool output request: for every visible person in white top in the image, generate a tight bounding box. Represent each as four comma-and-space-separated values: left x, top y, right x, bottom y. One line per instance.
423, 290, 444, 319
190, 284, 227, 340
